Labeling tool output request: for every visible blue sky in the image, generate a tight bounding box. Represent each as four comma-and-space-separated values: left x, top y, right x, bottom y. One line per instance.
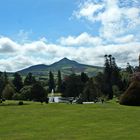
0, 0, 98, 41
0, 0, 140, 71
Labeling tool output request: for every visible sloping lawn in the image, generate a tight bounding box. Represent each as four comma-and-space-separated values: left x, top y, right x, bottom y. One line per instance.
0, 101, 140, 140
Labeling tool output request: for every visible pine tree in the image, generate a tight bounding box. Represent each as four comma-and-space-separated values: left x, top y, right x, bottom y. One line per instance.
13, 72, 23, 92
24, 73, 36, 86
126, 62, 133, 74
111, 57, 122, 90
48, 71, 55, 93
103, 54, 113, 99
81, 72, 89, 83
0, 72, 9, 98
57, 70, 62, 93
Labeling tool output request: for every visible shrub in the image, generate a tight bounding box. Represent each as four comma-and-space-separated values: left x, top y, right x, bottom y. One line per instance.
18, 101, 23, 105
120, 80, 140, 106
2, 84, 15, 100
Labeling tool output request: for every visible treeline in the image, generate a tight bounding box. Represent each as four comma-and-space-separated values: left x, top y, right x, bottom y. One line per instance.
0, 55, 135, 103
60, 55, 128, 102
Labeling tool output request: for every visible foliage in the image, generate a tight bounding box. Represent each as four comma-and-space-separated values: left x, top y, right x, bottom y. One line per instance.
19, 86, 32, 100
48, 71, 55, 93
12, 72, 23, 92
62, 74, 84, 97
126, 62, 133, 74
30, 82, 47, 102
120, 80, 140, 106
80, 72, 89, 83
24, 73, 36, 86
82, 78, 101, 102
0, 72, 9, 98
103, 55, 123, 99
2, 84, 15, 100
56, 70, 62, 93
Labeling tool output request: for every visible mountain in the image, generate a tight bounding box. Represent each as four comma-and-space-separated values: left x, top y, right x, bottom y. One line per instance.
18, 58, 103, 77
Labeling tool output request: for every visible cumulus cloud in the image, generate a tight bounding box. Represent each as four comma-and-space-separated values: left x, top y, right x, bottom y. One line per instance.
73, 0, 140, 40
59, 32, 102, 46
0, 35, 140, 72
0, 37, 19, 53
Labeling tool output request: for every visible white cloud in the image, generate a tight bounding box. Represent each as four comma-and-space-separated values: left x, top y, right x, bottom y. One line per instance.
73, 0, 140, 41
0, 37, 19, 53
0, 35, 140, 72
59, 32, 102, 46
114, 35, 135, 43
74, 1, 104, 22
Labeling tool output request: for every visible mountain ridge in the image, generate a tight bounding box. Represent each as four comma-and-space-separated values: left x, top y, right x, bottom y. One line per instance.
18, 57, 103, 77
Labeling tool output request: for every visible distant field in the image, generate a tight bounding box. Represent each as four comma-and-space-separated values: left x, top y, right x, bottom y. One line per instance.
0, 101, 140, 140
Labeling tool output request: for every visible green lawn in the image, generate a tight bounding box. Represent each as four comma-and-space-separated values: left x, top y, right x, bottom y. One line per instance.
0, 101, 140, 140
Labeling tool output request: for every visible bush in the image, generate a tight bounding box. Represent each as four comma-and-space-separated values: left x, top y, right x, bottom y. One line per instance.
20, 86, 32, 100
120, 80, 140, 106
12, 93, 22, 100
2, 84, 15, 100
18, 101, 24, 105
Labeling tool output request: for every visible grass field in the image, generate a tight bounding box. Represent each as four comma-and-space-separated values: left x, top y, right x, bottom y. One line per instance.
0, 101, 140, 140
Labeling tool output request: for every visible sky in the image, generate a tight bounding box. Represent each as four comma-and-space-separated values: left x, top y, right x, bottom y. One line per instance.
0, 0, 140, 72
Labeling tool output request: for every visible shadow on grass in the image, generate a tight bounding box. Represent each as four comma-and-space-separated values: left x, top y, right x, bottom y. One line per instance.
0, 102, 29, 107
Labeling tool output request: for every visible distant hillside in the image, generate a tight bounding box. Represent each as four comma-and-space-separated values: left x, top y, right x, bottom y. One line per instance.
18, 58, 103, 77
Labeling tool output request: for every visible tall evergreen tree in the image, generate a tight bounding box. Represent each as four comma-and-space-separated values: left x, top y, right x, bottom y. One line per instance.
57, 70, 62, 93
24, 73, 36, 86
3, 71, 8, 84
103, 55, 123, 99
103, 54, 113, 99
126, 62, 133, 74
0, 72, 4, 98
13, 72, 23, 92
111, 57, 123, 90
48, 71, 55, 93
81, 72, 89, 83
0, 72, 9, 98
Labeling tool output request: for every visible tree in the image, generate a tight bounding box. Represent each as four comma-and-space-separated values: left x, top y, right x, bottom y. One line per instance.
0, 72, 9, 98
12, 72, 23, 92
2, 84, 15, 100
111, 57, 123, 90
30, 82, 47, 102
48, 71, 55, 93
24, 73, 36, 86
56, 70, 62, 93
82, 78, 101, 102
126, 62, 133, 74
94, 72, 104, 95
17, 86, 32, 100
62, 74, 83, 97
103, 54, 113, 99
81, 72, 89, 83
120, 80, 140, 106
103, 55, 123, 99
0, 72, 4, 98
